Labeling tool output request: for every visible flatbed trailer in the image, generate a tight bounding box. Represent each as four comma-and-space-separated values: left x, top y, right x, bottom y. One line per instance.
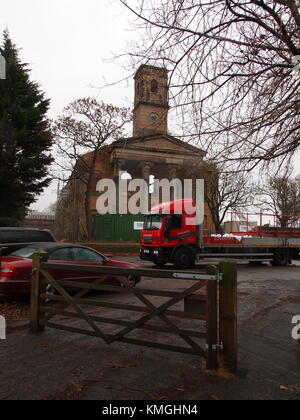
139, 201, 300, 268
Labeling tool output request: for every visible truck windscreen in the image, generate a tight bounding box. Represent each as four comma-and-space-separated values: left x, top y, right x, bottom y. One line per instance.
143, 215, 163, 231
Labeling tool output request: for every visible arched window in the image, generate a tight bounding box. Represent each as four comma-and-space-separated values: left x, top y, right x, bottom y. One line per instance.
120, 171, 132, 181
150, 79, 158, 93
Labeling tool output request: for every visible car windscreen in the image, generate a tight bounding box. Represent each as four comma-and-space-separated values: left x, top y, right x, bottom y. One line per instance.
9, 247, 39, 259
143, 214, 163, 231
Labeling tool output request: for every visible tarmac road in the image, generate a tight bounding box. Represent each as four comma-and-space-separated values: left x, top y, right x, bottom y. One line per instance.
0, 257, 299, 400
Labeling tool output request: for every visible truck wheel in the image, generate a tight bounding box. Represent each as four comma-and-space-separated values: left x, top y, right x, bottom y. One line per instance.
272, 249, 289, 266
173, 248, 194, 269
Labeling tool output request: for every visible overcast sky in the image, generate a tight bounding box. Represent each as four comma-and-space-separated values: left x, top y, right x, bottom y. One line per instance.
1, 1, 299, 213
0, 0, 134, 211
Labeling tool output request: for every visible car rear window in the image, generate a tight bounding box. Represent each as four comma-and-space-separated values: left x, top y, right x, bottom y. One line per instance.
26, 230, 54, 242
9, 247, 39, 259
0, 230, 27, 243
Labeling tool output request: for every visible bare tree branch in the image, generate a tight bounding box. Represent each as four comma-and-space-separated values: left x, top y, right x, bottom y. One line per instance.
118, 0, 300, 167
52, 97, 132, 239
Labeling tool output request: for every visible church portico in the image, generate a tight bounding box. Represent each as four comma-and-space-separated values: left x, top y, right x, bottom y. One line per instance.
110, 134, 205, 183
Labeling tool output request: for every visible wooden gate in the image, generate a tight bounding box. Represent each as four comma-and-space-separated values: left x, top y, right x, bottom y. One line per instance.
30, 254, 237, 372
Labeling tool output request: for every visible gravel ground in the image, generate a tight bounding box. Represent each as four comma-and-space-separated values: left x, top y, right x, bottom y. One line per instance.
0, 256, 299, 400
0, 298, 29, 321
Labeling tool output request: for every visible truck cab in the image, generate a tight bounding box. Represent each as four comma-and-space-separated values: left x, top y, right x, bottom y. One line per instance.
140, 199, 198, 268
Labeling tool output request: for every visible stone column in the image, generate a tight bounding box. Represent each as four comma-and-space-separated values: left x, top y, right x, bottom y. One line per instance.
168, 165, 178, 180
113, 159, 125, 178
139, 162, 154, 212
113, 159, 126, 213
140, 161, 153, 181
168, 165, 180, 200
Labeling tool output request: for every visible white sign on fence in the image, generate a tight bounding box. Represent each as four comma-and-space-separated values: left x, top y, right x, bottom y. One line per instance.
134, 221, 144, 231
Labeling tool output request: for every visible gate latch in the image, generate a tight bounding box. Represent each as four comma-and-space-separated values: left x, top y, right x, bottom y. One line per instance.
205, 342, 224, 351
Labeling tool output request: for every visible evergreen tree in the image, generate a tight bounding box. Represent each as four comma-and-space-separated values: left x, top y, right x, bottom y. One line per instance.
0, 30, 53, 225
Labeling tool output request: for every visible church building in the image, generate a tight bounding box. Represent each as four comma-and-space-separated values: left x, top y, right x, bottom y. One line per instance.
60, 65, 214, 241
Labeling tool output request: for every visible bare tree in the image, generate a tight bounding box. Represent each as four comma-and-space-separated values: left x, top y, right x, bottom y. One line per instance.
179, 161, 254, 233
257, 167, 300, 227
44, 202, 57, 214
119, 0, 300, 168
53, 98, 132, 239
203, 162, 254, 232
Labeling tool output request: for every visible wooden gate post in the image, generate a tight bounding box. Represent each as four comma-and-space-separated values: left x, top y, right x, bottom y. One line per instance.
219, 260, 238, 373
30, 251, 48, 334
206, 265, 218, 370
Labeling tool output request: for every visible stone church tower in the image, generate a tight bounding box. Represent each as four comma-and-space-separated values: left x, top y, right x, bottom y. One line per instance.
133, 65, 169, 137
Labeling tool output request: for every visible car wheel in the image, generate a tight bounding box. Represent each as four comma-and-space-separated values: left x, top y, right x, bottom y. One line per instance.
45, 284, 57, 303
46, 284, 57, 294
121, 274, 137, 288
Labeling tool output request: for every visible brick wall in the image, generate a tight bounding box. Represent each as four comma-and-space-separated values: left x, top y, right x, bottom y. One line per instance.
23, 218, 56, 233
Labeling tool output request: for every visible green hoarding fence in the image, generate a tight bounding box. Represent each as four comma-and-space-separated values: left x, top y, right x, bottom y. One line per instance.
93, 214, 144, 242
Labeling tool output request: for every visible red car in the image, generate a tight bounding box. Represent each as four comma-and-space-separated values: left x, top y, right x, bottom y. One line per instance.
0, 243, 141, 295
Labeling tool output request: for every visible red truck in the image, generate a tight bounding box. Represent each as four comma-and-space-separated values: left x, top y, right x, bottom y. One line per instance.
139, 199, 300, 268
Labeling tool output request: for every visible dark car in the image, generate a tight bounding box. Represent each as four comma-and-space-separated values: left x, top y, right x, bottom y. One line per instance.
0, 242, 141, 295
0, 227, 55, 256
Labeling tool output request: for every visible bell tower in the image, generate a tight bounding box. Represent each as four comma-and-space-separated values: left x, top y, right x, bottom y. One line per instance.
133, 65, 169, 137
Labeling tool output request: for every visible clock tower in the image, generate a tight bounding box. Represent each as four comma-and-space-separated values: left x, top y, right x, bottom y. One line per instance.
133, 65, 169, 137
